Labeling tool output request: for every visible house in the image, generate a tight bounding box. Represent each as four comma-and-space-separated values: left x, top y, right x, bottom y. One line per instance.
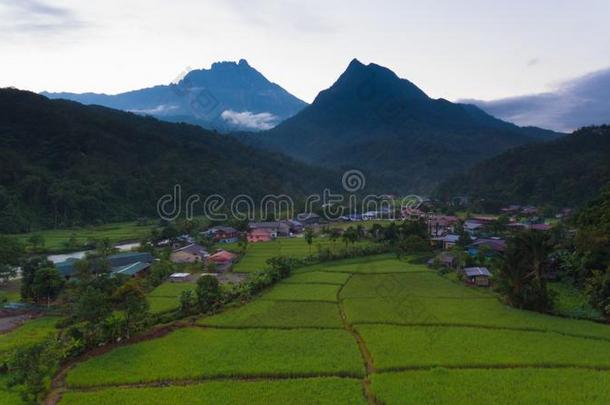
284, 219, 304, 234
464, 220, 484, 233
467, 238, 506, 256
296, 212, 322, 226
208, 250, 238, 271
249, 221, 290, 237
431, 234, 460, 250
170, 243, 208, 264
247, 228, 275, 243
428, 253, 458, 269
55, 252, 154, 280
462, 267, 492, 286
203, 226, 240, 243
428, 215, 459, 237
169, 272, 192, 282
530, 223, 552, 231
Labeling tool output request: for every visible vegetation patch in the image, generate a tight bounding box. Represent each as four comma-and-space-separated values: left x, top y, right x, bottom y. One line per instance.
371, 368, 610, 404
262, 283, 340, 303
343, 297, 610, 340
60, 377, 366, 405
199, 300, 342, 329
357, 325, 610, 370
66, 328, 364, 387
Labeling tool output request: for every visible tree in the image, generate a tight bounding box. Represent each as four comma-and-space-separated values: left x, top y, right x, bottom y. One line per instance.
304, 227, 315, 255
6, 337, 65, 403
72, 286, 112, 325
113, 280, 149, 338
21, 257, 54, 301
585, 268, 610, 322
27, 234, 45, 253
496, 231, 553, 311
0, 236, 24, 285
95, 237, 115, 257
31, 267, 64, 308
179, 290, 196, 314
195, 275, 222, 312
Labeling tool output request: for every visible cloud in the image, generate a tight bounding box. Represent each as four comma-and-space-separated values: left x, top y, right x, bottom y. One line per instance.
128, 104, 179, 115
526, 58, 540, 67
462, 67, 610, 132
0, 0, 84, 36
221, 110, 279, 130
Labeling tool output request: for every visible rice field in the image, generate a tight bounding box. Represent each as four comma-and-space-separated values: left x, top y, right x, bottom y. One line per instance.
261, 283, 340, 303
60, 377, 366, 405
199, 300, 342, 329
57, 254, 610, 404
357, 324, 610, 370
146, 281, 197, 314
65, 328, 364, 387
370, 368, 610, 404
233, 237, 371, 273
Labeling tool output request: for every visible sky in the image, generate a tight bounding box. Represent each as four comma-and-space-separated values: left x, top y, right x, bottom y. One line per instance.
1, 0, 610, 103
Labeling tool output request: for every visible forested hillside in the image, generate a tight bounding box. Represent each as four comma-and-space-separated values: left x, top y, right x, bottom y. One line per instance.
436, 126, 610, 207
0, 89, 335, 233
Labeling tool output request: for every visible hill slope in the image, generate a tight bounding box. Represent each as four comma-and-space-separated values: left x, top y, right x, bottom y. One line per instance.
42, 59, 306, 132
0, 89, 335, 233
252, 59, 560, 193
436, 126, 610, 207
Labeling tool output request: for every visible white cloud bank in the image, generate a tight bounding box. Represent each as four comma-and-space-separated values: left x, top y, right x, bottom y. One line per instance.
221, 110, 279, 130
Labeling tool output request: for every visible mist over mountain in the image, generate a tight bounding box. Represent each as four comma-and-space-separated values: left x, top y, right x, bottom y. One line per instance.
251, 59, 560, 194
42, 59, 307, 132
464, 67, 610, 133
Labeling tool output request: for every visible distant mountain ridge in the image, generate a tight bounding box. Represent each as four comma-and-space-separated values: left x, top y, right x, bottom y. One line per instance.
0, 89, 335, 233
251, 59, 561, 193
436, 125, 610, 208
42, 59, 307, 132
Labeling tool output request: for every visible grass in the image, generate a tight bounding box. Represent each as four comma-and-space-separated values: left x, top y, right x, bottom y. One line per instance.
10, 221, 157, 253
549, 281, 603, 321
0, 317, 60, 359
199, 300, 343, 329
233, 238, 371, 273
357, 324, 610, 370
340, 273, 491, 299
147, 296, 180, 314
60, 377, 366, 405
262, 283, 340, 302
66, 327, 364, 387
371, 368, 610, 404
342, 296, 610, 340
281, 271, 350, 285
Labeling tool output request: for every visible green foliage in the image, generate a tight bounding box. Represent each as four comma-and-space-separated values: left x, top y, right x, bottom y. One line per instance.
0, 317, 61, 364
585, 269, 610, 320
179, 290, 196, 314
0, 236, 24, 284
20, 256, 53, 301
113, 280, 149, 337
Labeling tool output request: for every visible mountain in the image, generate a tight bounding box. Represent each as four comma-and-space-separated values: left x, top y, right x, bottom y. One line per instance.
463, 67, 610, 132
0, 89, 336, 233
251, 59, 561, 193
42, 59, 307, 132
436, 126, 610, 208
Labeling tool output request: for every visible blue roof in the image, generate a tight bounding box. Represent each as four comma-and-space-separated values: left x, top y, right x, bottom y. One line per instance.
55, 252, 153, 278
